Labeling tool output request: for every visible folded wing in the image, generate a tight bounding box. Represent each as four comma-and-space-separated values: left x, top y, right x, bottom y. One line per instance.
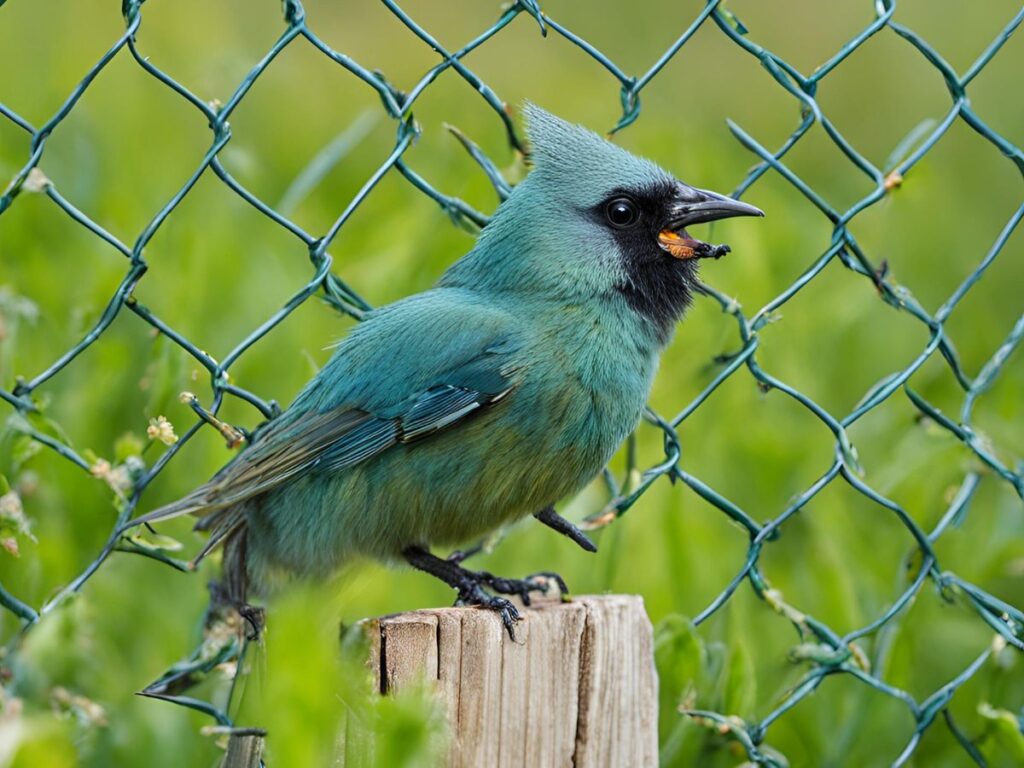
130, 344, 520, 529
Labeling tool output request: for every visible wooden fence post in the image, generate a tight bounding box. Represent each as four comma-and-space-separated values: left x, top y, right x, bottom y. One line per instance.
222, 729, 266, 768
362, 594, 658, 767
224, 595, 658, 767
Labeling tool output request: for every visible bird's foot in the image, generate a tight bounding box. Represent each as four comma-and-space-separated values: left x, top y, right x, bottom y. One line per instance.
208, 580, 265, 641
403, 545, 568, 640
237, 604, 266, 641
453, 579, 522, 636
475, 570, 569, 606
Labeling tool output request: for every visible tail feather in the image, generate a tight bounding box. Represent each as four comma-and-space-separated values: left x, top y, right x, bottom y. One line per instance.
126, 482, 247, 573
207, 526, 257, 636
191, 505, 248, 565
221, 525, 251, 612
129, 484, 228, 528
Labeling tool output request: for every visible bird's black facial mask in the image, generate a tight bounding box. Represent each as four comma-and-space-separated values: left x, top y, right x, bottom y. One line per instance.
592, 181, 762, 340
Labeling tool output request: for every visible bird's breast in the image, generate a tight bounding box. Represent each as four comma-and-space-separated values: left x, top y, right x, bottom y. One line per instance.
517, 314, 658, 492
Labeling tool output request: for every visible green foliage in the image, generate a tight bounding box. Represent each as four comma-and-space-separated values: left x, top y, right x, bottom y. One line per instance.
1, 0, 1023, 765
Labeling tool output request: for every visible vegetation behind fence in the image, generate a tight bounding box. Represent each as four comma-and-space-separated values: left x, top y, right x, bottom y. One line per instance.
1, 1, 1022, 765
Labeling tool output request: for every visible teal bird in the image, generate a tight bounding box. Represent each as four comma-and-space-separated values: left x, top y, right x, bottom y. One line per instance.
131, 105, 762, 634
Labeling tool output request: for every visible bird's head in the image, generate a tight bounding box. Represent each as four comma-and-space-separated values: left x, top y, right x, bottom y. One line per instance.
443, 104, 762, 342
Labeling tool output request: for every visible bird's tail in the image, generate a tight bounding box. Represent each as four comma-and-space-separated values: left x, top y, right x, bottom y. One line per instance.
192, 503, 248, 565
205, 521, 259, 637
127, 484, 226, 528
127, 486, 256, 629
122, 485, 249, 572
218, 521, 251, 611
122, 449, 265, 626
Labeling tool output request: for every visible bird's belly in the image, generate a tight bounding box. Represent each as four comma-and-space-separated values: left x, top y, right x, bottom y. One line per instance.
404, 367, 647, 546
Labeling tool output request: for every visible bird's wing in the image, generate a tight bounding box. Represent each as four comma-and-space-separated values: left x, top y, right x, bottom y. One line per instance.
131, 329, 521, 527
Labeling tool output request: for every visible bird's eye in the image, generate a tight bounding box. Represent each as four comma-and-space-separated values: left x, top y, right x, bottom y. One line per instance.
605, 197, 640, 229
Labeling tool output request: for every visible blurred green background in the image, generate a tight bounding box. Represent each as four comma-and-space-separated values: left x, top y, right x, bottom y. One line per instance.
1, 0, 1023, 766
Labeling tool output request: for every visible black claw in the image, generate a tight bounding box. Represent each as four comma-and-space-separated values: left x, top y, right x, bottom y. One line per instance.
406, 545, 533, 639
455, 580, 521, 638
210, 580, 265, 641
491, 598, 521, 639
238, 604, 266, 641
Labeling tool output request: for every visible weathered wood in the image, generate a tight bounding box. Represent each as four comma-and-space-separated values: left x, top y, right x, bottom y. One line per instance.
221, 730, 265, 768
369, 595, 658, 768
226, 595, 658, 767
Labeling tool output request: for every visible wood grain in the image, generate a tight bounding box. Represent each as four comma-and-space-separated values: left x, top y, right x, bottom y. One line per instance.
224, 595, 658, 767
222, 730, 265, 768
369, 594, 657, 768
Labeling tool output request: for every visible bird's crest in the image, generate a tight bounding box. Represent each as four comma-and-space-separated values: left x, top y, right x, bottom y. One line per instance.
521, 103, 673, 202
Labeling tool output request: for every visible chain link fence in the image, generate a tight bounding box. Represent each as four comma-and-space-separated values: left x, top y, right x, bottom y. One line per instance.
1, 1, 1023, 765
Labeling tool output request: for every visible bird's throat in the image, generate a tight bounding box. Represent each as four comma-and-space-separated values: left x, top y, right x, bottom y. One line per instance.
615, 253, 695, 346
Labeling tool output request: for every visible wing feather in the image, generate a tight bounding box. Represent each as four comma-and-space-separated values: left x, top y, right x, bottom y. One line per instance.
131, 409, 377, 526
402, 385, 489, 442
130, 349, 519, 528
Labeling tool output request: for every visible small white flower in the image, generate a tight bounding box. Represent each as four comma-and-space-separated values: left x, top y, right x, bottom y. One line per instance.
90, 459, 113, 480
147, 415, 178, 445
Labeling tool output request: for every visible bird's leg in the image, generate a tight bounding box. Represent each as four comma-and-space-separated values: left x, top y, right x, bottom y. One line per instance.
533, 505, 597, 553
403, 545, 522, 637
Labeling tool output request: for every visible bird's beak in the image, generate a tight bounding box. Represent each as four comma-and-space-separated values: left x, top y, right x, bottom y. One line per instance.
658, 184, 763, 261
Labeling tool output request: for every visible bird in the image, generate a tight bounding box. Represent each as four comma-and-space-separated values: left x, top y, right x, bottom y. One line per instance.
129, 104, 762, 636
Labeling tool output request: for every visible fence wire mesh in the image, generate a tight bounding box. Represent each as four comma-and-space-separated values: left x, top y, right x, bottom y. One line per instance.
1, 0, 1023, 765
